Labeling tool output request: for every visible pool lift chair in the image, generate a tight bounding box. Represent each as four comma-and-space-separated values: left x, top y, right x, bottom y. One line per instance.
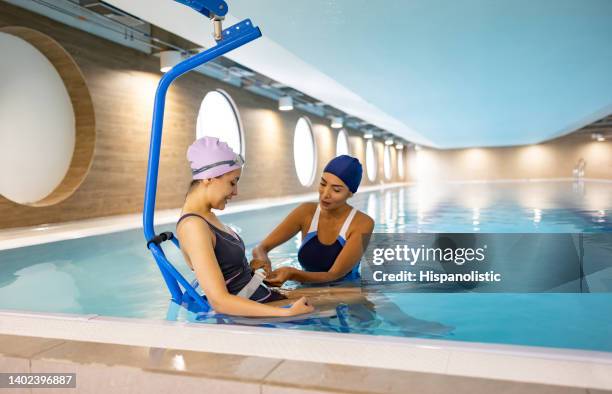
143, 0, 263, 316
142, 1, 344, 326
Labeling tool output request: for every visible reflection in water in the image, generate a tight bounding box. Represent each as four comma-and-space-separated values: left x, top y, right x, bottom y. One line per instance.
366, 193, 377, 220
472, 208, 480, 231
572, 180, 585, 196
397, 188, 406, 221
0, 262, 83, 313
533, 208, 542, 224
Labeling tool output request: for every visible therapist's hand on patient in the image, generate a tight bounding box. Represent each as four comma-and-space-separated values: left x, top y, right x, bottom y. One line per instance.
265, 267, 296, 287
287, 296, 314, 316
249, 258, 271, 275
250, 245, 272, 274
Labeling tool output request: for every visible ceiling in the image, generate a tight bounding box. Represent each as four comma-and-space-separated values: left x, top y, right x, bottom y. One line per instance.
106, 0, 612, 149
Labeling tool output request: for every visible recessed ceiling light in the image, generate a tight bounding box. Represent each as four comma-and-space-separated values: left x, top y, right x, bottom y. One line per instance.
278, 95, 293, 111
331, 117, 343, 129
159, 50, 182, 73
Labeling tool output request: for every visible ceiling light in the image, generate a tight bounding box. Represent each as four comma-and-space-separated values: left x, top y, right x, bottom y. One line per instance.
363, 132, 373, 139
278, 95, 293, 111
414, 145, 422, 151
385, 139, 394, 146
159, 50, 182, 73
591, 133, 605, 142
331, 117, 343, 129
395, 143, 404, 150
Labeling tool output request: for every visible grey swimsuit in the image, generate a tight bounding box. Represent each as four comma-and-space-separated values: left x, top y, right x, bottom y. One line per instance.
177, 213, 286, 303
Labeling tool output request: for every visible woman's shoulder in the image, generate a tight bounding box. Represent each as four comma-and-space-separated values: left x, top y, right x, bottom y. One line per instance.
176, 214, 214, 240
295, 202, 318, 215
289, 202, 318, 230
352, 209, 375, 231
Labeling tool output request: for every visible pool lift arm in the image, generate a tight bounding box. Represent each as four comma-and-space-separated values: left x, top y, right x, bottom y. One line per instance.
173, 0, 228, 41
143, 0, 261, 312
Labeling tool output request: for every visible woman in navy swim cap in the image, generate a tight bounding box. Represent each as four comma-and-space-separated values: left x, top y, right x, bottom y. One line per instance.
251, 155, 374, 286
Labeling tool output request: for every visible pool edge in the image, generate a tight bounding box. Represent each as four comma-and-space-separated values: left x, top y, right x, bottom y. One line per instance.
0, 309, 610, 390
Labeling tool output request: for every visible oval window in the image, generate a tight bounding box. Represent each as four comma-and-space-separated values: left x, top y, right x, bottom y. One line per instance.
365, 139, 377, 182
196, 90, 244, 156
384, 145, 392, 180
336, 129, 350, 156
0, 32, 75, 205
398, 149, 405, 180
293, 117, 316, 186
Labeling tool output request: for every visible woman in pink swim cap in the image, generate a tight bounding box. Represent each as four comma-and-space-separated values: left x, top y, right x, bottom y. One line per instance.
176, 136, 313, 317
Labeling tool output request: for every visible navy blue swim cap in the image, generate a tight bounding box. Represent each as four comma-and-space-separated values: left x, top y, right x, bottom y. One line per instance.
323, 155, 363, 193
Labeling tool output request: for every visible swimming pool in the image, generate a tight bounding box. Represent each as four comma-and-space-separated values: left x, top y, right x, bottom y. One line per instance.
1, 180, 611, 353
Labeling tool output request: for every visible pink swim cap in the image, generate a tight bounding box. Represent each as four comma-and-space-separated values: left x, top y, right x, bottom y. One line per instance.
187, 137, 244, 180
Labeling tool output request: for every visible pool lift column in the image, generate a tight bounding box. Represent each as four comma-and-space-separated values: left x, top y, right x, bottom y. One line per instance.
142, 0, 262, 312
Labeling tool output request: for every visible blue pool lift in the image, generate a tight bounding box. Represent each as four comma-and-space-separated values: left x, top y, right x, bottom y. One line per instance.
142, 0, 262, 313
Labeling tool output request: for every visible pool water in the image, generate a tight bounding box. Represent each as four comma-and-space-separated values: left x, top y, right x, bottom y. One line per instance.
1, 181, 611, 352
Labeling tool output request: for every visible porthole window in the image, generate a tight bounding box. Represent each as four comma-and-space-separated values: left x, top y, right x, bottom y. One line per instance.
0, 28, 95, 207
384, 145, 392, 180
398, 149, 405, 180
336, 129, 350, 156
196, 90, 244, 156
293, 117, 316, 186
365, 139, 377, 182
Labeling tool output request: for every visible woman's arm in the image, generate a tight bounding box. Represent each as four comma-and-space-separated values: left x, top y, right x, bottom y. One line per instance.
178, 218, 313, 317
267, 214, 375, 285
251, 203, 312, 272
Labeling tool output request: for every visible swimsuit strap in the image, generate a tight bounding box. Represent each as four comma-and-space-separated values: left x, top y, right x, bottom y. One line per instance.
307, 204, 357, 240
338, 207, 358, 241
177, 212, 207, 226
307, 204, 321, 233
177, 213, 239, 241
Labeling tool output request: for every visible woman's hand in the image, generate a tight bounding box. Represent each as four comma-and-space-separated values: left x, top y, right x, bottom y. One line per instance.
249, 258, 271, 275
286, 296, 314, 316
265, 267, 296, 287
251, 245, 272, 275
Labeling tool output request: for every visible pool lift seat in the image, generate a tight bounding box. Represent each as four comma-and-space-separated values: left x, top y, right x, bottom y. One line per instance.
142, 2, 344, 327
143, 0, 262, 315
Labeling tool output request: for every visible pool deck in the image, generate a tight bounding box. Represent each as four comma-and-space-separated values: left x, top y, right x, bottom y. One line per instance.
0, 331, 609, 394
0, 309, 611, 392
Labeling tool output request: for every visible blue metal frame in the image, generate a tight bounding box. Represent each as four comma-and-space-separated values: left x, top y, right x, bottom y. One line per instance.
173, 0, 229, 18
143, 11, 261, 312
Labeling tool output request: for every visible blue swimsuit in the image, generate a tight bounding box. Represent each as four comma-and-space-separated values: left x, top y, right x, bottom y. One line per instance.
297, 204, 360, 279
